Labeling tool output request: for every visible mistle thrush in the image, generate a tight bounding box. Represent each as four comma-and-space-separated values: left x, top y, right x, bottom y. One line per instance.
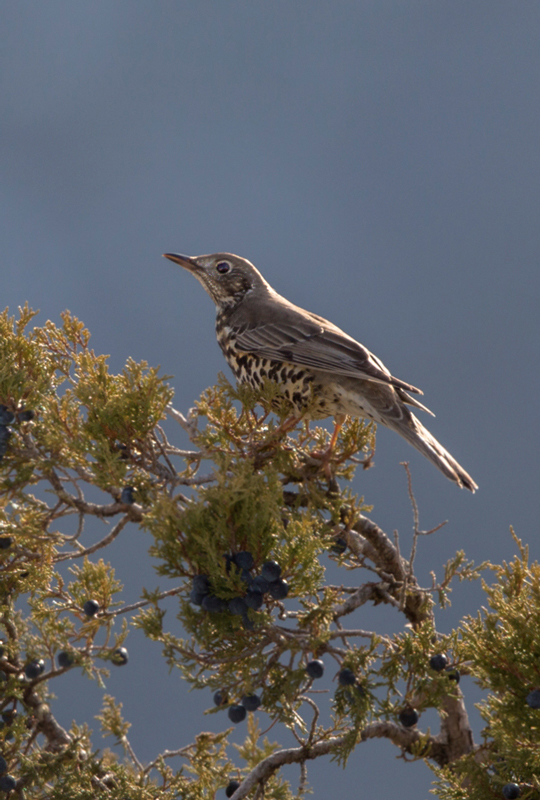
164, 252, 477, 492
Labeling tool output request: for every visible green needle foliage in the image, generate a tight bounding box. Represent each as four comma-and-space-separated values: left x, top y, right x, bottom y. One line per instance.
0, 306, 539, 798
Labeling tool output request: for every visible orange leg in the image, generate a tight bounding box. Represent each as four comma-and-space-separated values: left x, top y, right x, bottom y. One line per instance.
312, 414, 346, 478
328, 415, 345, 451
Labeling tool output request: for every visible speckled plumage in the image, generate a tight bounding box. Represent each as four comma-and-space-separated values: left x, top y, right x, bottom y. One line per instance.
215, 315, 320, 415
164, 251, 478, 492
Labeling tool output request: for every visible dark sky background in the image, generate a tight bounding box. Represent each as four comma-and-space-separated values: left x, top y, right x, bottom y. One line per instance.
2, 3, 540, 797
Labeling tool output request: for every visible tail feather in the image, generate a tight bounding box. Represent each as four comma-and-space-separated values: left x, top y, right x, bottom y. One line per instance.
387, 413, 478, 492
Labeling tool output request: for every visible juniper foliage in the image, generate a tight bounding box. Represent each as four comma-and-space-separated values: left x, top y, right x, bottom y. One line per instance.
0, 306, 538, 798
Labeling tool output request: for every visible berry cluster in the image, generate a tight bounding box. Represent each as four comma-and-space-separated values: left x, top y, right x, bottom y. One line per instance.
305, 661, 369, 696
190, 553, 289, 629
213, 689, 263, 724
392, 654, 463, 732
214, 656, 332, 737
0, 405, 34, 463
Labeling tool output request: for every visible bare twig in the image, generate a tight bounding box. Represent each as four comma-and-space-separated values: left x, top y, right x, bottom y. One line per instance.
178, 472, 217, 486
327, 628, 390, 643
121, 735, 143, 771
298, 760, 308, 796
167, 404, 199, 440
55, 514, 131, 562
143, 743, 197, 774
300, 694, 320, 745
106, 586, 184, 617
332, 582, 398, 619
401, 462, 448, 581
162, 447, 203, 458
401, 462, 419, 531
393, 529, 407, 612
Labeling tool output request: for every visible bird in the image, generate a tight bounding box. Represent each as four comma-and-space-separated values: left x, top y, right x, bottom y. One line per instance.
163, 252, 477, 492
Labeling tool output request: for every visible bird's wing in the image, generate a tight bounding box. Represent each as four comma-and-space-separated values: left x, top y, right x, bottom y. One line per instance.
396, 388, 435, 416
234, 315, 423, 395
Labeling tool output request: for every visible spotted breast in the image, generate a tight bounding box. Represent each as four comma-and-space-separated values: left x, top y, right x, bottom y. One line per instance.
215, 313, 331, 417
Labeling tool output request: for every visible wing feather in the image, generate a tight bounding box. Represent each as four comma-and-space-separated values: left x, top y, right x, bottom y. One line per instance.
233, 315, 423, 395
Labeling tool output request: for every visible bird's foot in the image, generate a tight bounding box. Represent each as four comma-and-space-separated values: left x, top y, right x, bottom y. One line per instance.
310, 447, 335, 480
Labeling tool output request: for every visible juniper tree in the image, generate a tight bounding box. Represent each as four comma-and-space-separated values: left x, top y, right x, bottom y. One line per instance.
0, 305, 539, 799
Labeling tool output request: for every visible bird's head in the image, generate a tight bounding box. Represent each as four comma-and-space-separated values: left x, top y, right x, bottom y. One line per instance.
163, 252, 269, 309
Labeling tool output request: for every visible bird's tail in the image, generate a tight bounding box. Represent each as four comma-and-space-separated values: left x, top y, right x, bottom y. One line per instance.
386, 412, 478, 492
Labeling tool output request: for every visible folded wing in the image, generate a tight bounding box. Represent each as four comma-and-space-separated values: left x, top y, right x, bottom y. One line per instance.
234, 314, 423, 396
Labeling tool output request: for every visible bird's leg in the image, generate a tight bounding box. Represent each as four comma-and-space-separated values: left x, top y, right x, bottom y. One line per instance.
311, 414, 346, 478
328, 415, 345, 451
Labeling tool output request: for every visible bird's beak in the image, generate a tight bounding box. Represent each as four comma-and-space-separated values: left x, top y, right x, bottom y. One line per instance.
162, 253, 200, 272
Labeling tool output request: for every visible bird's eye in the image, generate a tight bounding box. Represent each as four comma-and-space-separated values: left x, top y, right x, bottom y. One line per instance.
216, 261, 231, 274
